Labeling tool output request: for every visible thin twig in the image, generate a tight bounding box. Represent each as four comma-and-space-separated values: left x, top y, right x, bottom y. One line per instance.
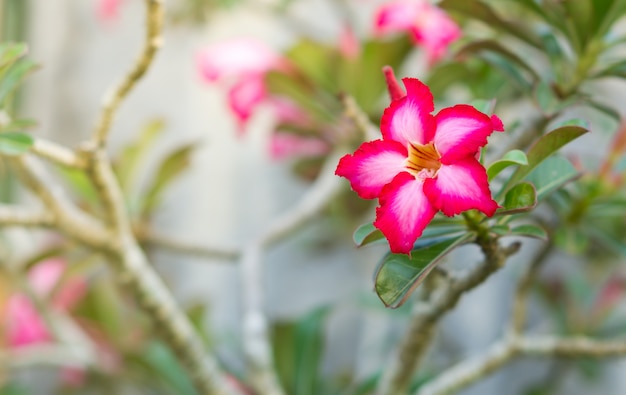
30, 138, 86, 169
240, 148, 347, 395
0, 203, 54, 227
341, 94, 379, 141
0, 344, 96, 369
91, 0, 163, 148
7, 155, 112, 250
415, 334, 626, 395
510, 243, 553, 333
139, 228, 240, 261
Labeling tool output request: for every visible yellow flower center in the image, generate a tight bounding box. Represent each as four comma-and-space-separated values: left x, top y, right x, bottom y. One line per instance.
406, 142, 441, 178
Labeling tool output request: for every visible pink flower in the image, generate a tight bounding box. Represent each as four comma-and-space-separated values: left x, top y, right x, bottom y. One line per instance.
4, 259, 86, 348
374, 0, 461, 65
336, 71, 502, 254
269, 133, 330, 160
97, 0, 121, 21
197, 38, 284, 133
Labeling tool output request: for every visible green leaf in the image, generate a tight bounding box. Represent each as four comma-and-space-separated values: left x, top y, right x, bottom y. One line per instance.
469, 98, 495, 114
591, 58, 626, 79
273, 308, 329, 395
525, 155, 580, 201
0, 131, 32, 155
116, 118, 164, 194
497, 181, 537, 215
501, 124, 588, 194
0, 42, 28, 70
141, 342, 199, 395
55, 166, 99, 204
510, 224, 548, 240
353, 223, 385, 247
456, 40, 540, 82
140, 143, 195, 217
340, 37, 413, 112
374, 233, 473, 308
478, 50, 534, 92
487, 149, 528, 181
0, 58, 38, 106
440, 0, 543, 48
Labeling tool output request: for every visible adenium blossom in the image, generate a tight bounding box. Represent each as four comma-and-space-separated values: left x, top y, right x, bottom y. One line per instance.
374, 0, 461, 64
336, 69, 502, 254
196, 38, 284, 133
4, 258, 86, 347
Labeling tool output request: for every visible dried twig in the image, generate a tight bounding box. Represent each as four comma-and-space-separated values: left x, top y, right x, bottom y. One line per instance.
91, 0, 164, 148
0, 203, 54, 227
30, 138, 86, 169
415, 334, 626, 395
139, 228, 240, 261
240, 148, 346, 395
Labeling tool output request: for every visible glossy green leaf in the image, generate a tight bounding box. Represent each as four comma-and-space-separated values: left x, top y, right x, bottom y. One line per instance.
440, 0, 543, 48
374, 233, 473, 308
525, 155, 580, 201
353, 223, 384, 247
0, 132, 32, 155
140, 143, 195, 217
487, 149, 528, 181
501, 124, 588, 194
497, 181, 537, 215
510, 224, 548, 240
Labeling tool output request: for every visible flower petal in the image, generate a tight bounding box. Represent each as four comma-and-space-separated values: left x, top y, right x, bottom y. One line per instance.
336, 140, 408, 199
196, 38, 279, 82
381, 78, 436, 146
228, 76, 267, 133
423, 157, 499, 217
411, 3, 461, 65
373, 0, 420, 36
374, 172, 437, 254
434, 105, 504, 163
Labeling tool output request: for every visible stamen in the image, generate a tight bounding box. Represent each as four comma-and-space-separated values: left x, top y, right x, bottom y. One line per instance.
406, 142, 441, 178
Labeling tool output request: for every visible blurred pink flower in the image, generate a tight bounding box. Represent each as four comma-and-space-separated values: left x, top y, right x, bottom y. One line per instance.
197, 38, 281, 82
270, 133, 330, 160
197, 39, 287, 133
374, 0, 461, 65
97, 0, 121, 21
339, 25, 361, 60
4, 259, 86, 348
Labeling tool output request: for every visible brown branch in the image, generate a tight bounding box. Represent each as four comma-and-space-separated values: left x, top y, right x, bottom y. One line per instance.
139, 228, 240, 261
415, 334, 626, 395
91, 0, 164, 148
378, 232, 521, 395
0, 203, 54, 227
240, 148, 346, 395
30, 138, 86, 169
